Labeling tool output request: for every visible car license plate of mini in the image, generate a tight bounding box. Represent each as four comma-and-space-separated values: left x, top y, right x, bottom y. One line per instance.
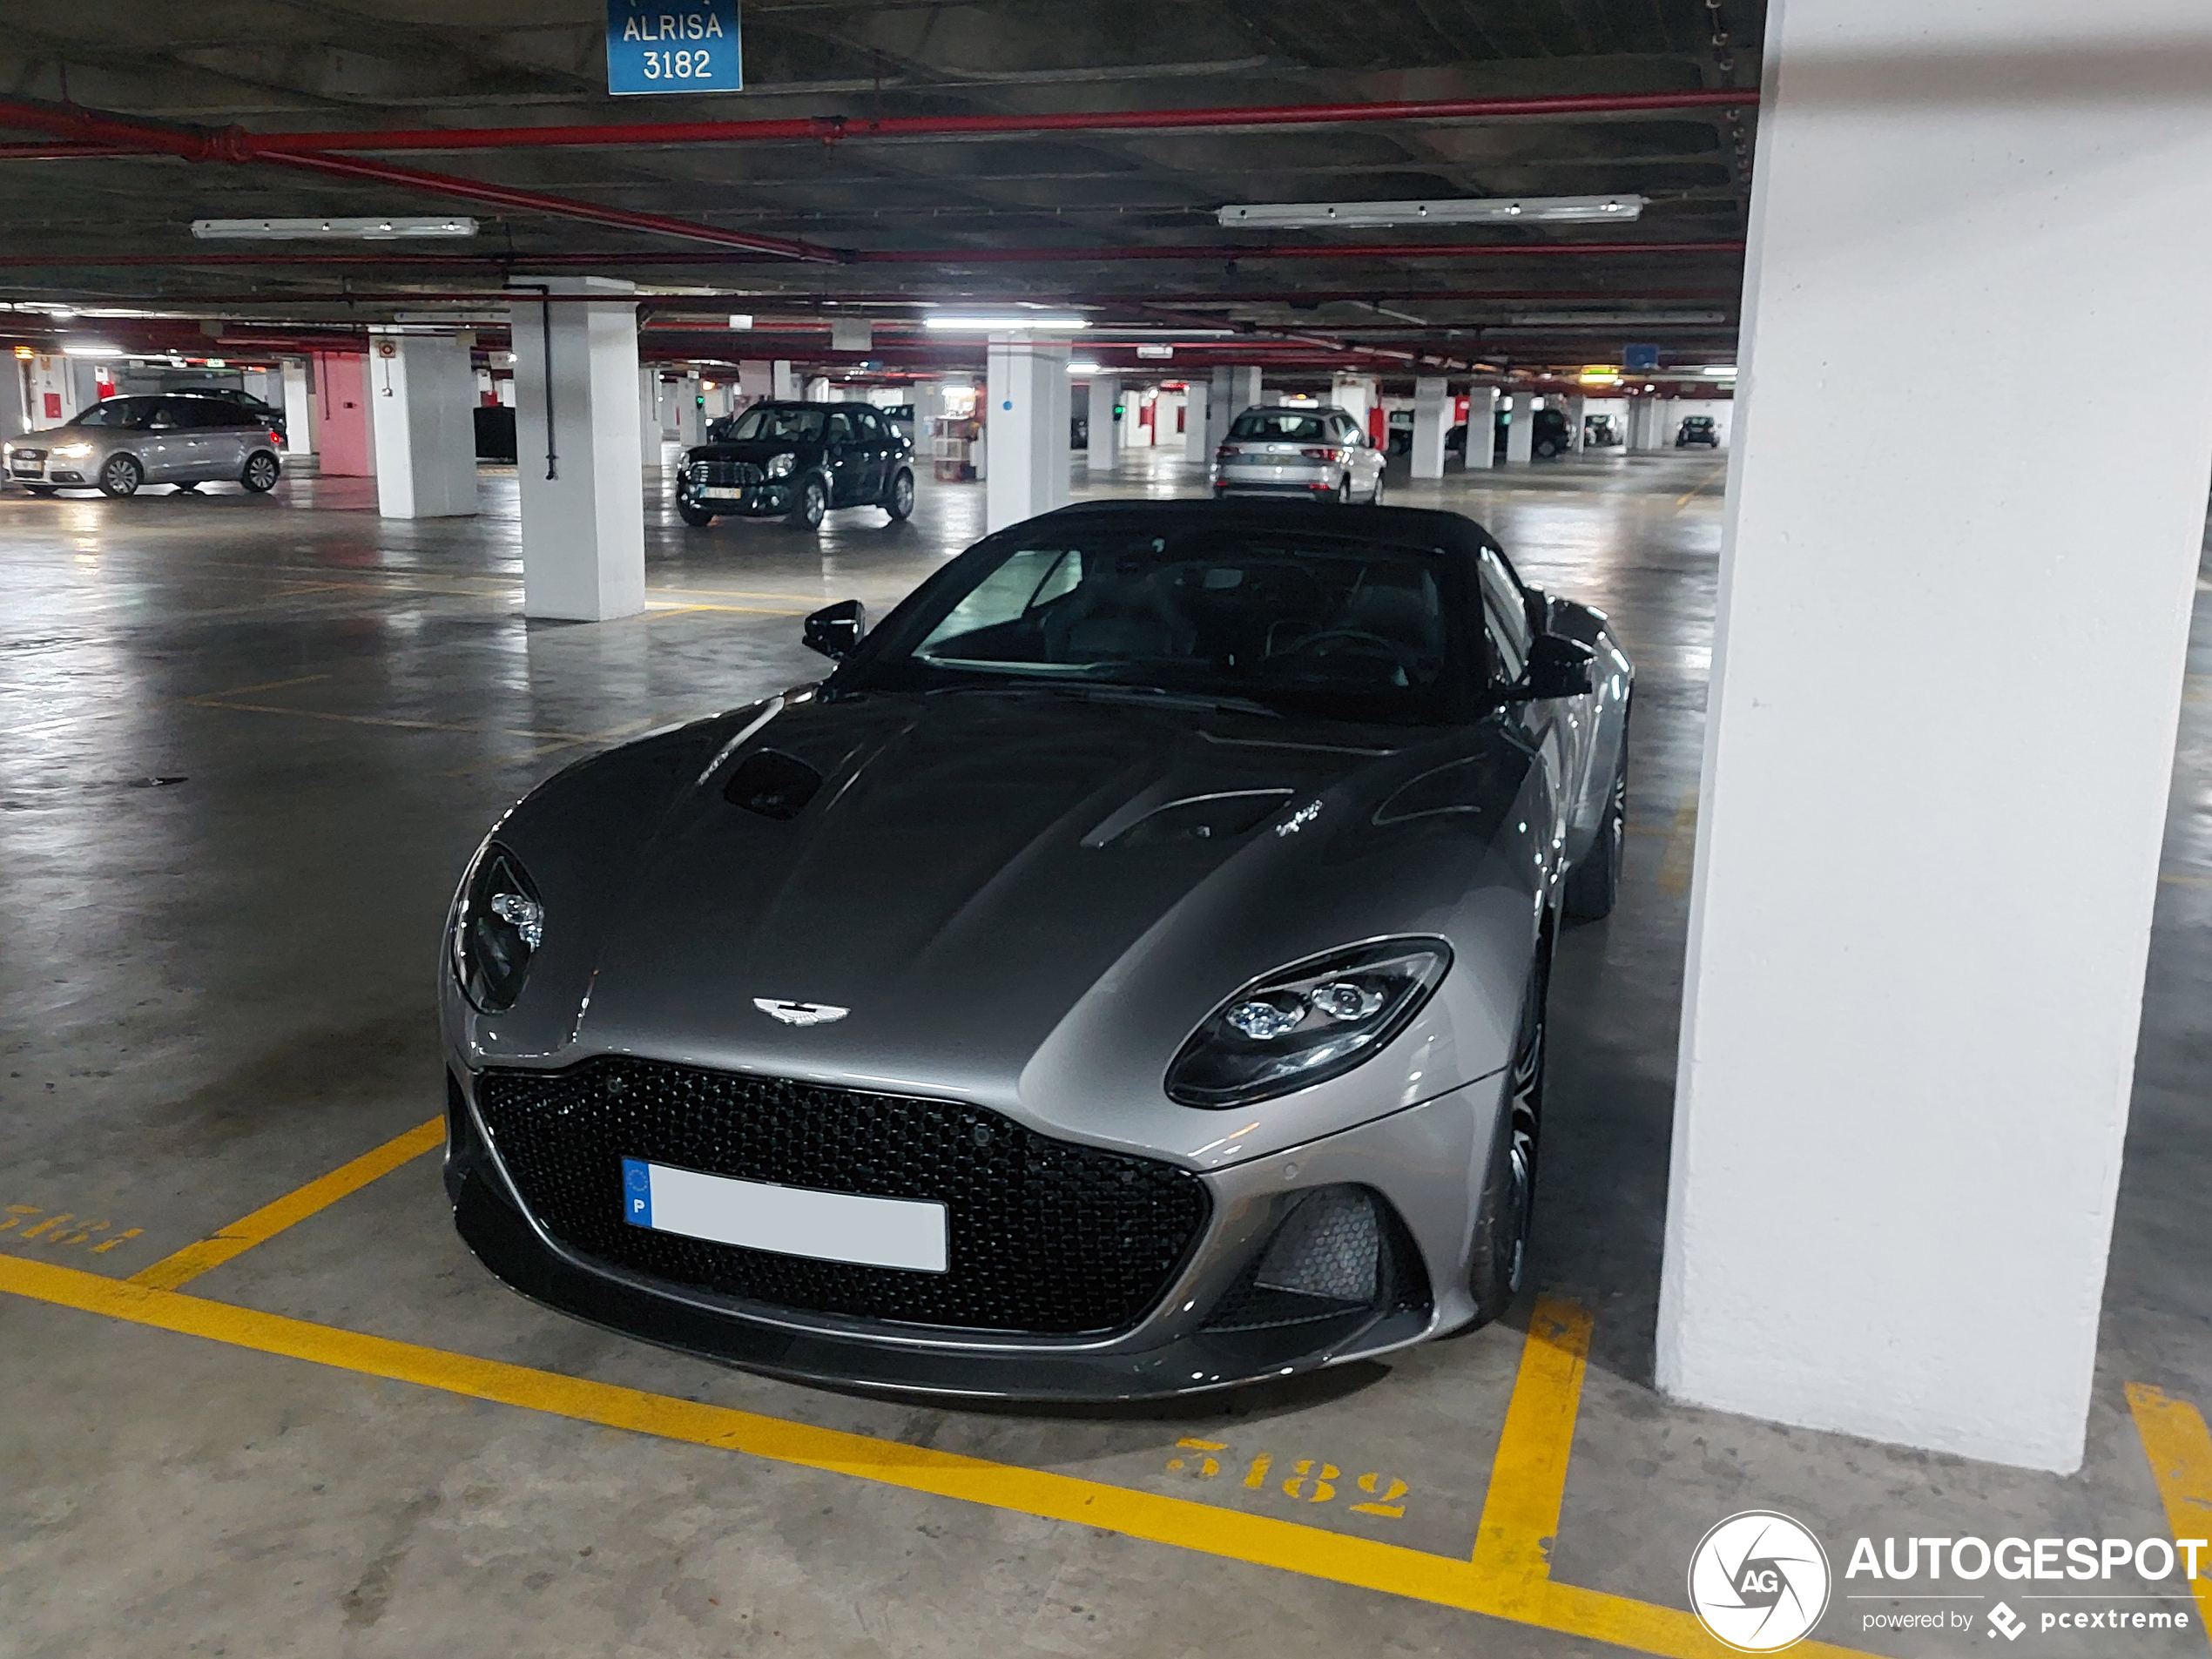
620, 1157, 948, 1272
699, 486, 747, 500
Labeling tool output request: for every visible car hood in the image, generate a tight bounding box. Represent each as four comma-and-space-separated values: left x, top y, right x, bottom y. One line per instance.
473, 689, 1539, 1165
686, 439, 814, 465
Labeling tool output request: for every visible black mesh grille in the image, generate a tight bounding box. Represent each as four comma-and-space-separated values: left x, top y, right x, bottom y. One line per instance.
475, 1058, 1211, 1337
1204, 1185, 1431, 1332
689, 460, 764, 488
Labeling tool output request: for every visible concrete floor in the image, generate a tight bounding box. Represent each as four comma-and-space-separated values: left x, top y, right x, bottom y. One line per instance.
1, 445, 2208, 1657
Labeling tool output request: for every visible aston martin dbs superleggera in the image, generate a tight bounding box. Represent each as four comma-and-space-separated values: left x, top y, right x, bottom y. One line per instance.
441, 499, 1633, 1399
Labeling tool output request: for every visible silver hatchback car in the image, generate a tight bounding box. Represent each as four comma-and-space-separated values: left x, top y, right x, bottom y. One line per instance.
1211, 404, 1386, 505
5, 394, 285, 498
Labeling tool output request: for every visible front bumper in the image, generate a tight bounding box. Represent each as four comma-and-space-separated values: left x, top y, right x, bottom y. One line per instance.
685, 482, 799, 516
445, 1063, 1500, 1401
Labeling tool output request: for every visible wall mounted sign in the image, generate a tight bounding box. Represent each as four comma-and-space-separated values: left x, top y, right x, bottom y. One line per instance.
606, 0, 743, 96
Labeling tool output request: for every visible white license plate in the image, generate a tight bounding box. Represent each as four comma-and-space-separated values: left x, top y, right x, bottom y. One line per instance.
699, 486, 747, 501
621, 1157, 948, 1272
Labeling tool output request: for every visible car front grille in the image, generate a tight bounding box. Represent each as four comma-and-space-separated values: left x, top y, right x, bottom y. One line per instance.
688, 460, 764, 489
474, 1057, 1212, 1337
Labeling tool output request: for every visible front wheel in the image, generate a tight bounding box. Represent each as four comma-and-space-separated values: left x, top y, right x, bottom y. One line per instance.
881, 467, 914, 522
1367, 473, 1385, 506
787, 475, 827, 532
1468, 943, 1548, 1325
98, 454, 143, 498
676, 495, 716, 527
240, 451, 280, 493
1332, 475, 1352, 504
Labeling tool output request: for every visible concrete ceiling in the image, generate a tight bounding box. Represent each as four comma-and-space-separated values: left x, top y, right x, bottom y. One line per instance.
0, 0, 1760, 381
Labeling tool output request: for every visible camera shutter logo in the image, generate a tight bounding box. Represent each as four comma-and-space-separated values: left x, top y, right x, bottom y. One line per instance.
1687, 1510, 1832, 1652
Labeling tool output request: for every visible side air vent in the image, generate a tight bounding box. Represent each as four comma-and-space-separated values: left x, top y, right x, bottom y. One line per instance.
1095, 788, 1291, 849
724, 750, 823, 820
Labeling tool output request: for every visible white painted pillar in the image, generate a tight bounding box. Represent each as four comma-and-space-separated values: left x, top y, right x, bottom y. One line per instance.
675, 374, 704, 446
771, 361, 797, 400
1656, 0, 2212, 1474
367, 331, 478, 519
1503, 391, 1534, 465
1464, 388, 1498, 469
1565, 395, 1588, 453
638, 368, 664, 467
984, 335, 1071, 533
738, 361, 772, 408
508, 277, 645, 623
280, 360, 314, 457
1083, 376, 1119, 472
804, 376, 832, 403
1410, 375, 1449, 480
1182, 381, 1210, 462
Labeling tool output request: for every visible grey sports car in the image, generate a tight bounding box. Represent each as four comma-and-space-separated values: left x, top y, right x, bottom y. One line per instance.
441, 499, 1633, 1399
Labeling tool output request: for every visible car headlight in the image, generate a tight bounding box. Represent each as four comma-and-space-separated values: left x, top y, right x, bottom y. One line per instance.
1165, 939, 1451, 1109
766, 451, 797, 478
451, 843, 545, 1014
52, 442, 94, 459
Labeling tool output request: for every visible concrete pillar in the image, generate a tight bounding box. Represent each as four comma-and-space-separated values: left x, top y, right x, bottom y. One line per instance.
738, 361, 772, 408
280, 360, 314, 457
1566, 394, 1588, 453
1083, 376, 1119, 472
983, 335, 1071, 533
638, 368, 664, 467
508, 277, 645, 624
804, 376, 832, 402
1410, 375, 1449, 480
1182, 381, 1210, 462
1208, 365, 1262, 452
1462, 388, 1498, 470
675, 374, 704, 446
1503, 391, 1534, 465
366, 331, 477, 519
1656, 0, 2212, 1474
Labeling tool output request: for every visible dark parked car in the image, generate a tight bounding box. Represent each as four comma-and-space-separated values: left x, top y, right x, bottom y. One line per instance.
1496, 407, 1574, 460
681, 401, 916, 532
1676, 415, 1719, 448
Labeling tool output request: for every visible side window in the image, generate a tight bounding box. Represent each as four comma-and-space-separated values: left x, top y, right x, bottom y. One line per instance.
1476, 547, 1531, 685
919, 550, 1082, 653
174, 401, 229, 428
146, 401, 183, 430
852, 407, 884, 441
825, 410, 855, 445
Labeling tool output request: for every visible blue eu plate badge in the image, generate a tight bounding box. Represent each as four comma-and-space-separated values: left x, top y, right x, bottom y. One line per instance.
622, 1157, 654, 1228
606, 0, 743, 97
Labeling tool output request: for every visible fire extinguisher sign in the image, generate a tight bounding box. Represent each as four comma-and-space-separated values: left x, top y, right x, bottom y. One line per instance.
605, 0, 743, 96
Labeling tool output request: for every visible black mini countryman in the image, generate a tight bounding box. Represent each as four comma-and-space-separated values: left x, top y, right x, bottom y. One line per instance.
679, 401, 918, 531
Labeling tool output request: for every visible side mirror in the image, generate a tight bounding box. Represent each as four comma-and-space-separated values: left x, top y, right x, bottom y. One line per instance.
803, 599, 867, 660
1511, 633, 1594, 701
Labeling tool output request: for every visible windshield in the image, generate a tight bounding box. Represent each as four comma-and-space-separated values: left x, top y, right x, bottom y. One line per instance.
1229, 410, 1334, 443
726, 405, 826, 443
843, 525, 1474, 725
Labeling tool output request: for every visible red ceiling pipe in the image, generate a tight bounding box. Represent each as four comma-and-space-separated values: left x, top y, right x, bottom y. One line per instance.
213, 88, 1759, 155
0, 99, 842, 264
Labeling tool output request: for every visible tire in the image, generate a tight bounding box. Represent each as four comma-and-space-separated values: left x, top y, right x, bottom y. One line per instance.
787, 475, 828, 531
240, 451, 280, 493
1332, 476, 1352, 505
676, 496, 717, 527
1468, 939, 1548, 1325
1368, 473, 1385, 506
881, 467, 914, 522
1563, 726, 1629, 923
98, 454, 142, 498
1535, 438, 1559, 458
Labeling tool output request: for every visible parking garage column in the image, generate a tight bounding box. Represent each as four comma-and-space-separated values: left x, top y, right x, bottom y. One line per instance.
1409, 375, 1449, 480
1656, 0, 2212, 1472
638, 368, 664, 468
1464, 388, 1498, 470
507, 277, 646, 623
1208, 365, 1262, 453
1564, 394, 1587, 453
280, 360, 314, 458
772, 361, 798, 400
1503, 390, 1534, 464
1182, 381, 1210, 463
1084, 375, 1119, 472
365, 329, 478, 519
984, 334, 1071, 533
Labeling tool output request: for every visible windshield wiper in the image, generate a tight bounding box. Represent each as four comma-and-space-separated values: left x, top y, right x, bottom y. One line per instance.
922, 679, 1279, 718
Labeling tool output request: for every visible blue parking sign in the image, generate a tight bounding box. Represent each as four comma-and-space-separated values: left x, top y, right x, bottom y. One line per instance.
607, 0, 742, 96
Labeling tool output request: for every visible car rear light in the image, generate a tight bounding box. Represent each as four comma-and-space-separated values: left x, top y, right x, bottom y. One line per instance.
1299, 447, 1347, 462
268, 430, 283, 446
1215, 443, 1242, 460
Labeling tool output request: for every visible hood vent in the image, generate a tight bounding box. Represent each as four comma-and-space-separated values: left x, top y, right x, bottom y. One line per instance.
724, 750, 824, 820
1103, 788, 1291, 849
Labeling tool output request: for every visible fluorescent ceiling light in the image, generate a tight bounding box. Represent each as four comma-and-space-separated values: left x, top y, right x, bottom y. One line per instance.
1503, 311, 1728, 327
1217, 194, 1645, 231
1066, 361, 1103, 374
192, 216, 478, 241
924, 314, 1088, 332
1702, 365, 1738, 377
62, 341, 126, 358
729, 314, 754, 330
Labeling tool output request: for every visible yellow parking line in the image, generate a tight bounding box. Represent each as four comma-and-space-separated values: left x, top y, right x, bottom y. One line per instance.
0, 1255, 1865, 1658
1474, 1297, 1591, 1604
1656, 788, 1699, 895
1674, 465, 1727, 509
199, 672, 332, 698
2125, 1383, 2212, 1648
128, 1117, 445, 1291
